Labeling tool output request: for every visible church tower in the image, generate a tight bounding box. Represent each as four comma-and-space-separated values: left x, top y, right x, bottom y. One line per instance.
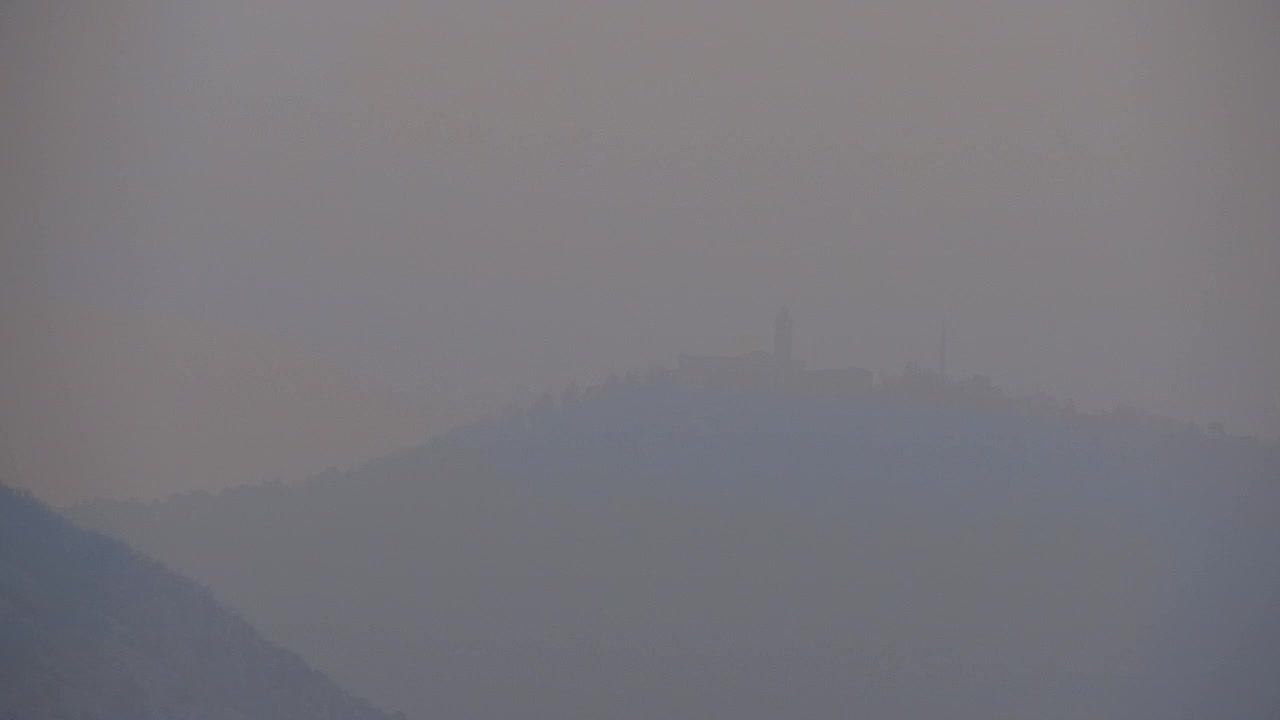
774, 305, 793, 371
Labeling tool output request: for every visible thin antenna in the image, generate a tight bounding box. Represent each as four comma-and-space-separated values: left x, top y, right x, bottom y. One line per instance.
939, 321, 948, 379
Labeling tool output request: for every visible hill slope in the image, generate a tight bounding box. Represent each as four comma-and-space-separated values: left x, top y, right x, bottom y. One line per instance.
0, 484, 402, 720
74, 381, 1280, 719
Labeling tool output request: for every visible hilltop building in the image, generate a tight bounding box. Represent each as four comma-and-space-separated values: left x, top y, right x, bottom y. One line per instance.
676, 306, 799, 386
674, 307, 873, 398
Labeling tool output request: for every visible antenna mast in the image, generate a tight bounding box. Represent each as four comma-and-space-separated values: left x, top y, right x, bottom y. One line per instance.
939, 321, 948, 379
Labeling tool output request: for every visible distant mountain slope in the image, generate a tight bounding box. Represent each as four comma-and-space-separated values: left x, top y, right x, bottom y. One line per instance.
0, 484, 402, 720
74, 381, 1280, 719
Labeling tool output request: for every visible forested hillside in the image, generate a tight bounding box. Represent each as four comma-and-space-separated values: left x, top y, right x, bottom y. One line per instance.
0, 484, 402, 720
75, 380, 1280, 719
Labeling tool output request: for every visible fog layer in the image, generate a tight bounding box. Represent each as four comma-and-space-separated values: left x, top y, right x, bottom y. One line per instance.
4, 0, 1280, 501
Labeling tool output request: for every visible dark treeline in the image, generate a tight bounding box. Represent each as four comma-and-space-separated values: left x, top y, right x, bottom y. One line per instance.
501, 357, 1251, 447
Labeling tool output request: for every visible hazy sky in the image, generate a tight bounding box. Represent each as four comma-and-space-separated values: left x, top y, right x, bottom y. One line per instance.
4, 0, 1279, 499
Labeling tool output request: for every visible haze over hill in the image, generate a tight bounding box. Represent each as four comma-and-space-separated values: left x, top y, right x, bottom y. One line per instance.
5, 0, 1279, 509
0, 483, 401, 720
6, 1, 1280, 716
0, 301, 432, 504
75, 375, 1280, 719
